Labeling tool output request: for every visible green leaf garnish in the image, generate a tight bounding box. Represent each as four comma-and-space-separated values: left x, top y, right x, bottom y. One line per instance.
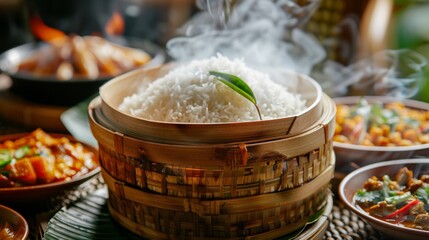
209, 71, 262, 120
14, 145, 30, 159
370, 103, 399, 132
385, 191, 413, 206
0, 149, 12, 168
355, 189, 383, 206
416, 186, 429, 206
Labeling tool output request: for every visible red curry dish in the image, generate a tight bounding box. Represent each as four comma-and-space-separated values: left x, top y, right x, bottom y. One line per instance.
355, 167, 429, 230
0, 129, 97, 187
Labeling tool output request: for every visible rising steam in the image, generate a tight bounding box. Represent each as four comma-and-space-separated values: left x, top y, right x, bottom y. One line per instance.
167, 0, 325, 75
313, 49, 427, 98
167, 0, 427, 98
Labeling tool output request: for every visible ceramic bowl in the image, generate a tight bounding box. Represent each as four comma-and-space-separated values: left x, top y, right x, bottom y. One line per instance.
0, 204, 29, 239
333, 96, 429, 173
0, 39, 164, 106
0, 132, 100, 204
339, 159, 429, 240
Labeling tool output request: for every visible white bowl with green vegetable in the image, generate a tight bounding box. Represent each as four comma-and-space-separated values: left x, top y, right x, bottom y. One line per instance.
333, 96, 429, 173
339, 159, 429, 240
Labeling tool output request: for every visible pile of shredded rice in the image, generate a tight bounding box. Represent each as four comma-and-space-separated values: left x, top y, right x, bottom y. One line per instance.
119, 55, 306, 123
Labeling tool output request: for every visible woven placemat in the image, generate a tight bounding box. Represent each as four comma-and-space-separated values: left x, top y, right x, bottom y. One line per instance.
20, 176, 106, 240
40, 178, 388, 240
325, 199, 386, 240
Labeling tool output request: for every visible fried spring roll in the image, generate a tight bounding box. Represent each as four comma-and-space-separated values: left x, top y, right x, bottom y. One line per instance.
70, 35, 99, 79
111, 44, 151, 67
33, 46, 60, 76
56, 61, 73, 80
84, 36, 121, 76
17, 46, 53, 73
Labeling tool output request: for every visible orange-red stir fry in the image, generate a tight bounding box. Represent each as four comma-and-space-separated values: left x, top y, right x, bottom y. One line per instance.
334, 99, 429, 146
0, 129, 97, 187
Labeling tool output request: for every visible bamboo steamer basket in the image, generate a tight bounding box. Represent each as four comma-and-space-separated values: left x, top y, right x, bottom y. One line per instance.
98, 64, 324, 144
89, 93, 335, 199
102, 163, 333, 239
88, 95, 335, 238
90, 63, 336, 238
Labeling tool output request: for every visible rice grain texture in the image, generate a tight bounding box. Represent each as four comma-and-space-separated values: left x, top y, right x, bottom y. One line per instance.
119, 55, 306, 123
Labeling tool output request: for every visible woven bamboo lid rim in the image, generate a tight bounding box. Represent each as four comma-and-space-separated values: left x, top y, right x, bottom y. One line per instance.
99, 64, 323, 126
93, 93, 335, 145
320, 96, 336, 143
89, 97, 336, 166
102, 162, 334, 216
98, 64, 325, 144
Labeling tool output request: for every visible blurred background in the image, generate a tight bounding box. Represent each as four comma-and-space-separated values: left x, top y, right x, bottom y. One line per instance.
1, 0, 428, 100
0, 0, 196, 52
0, 0, 428, 106
0, 0, 194, 132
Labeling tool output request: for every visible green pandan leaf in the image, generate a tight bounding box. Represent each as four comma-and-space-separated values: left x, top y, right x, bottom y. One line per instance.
209, 71, 257, 104
209, 71, 262, 120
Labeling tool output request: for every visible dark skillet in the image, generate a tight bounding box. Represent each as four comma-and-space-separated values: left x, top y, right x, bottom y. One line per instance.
0, 39, 164, 106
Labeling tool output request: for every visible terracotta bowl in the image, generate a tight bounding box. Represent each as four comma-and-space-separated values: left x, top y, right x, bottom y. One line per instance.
339, 159, 429, 240
0, 132, 100, 205
333, 96, 429, 173
0, 204, 29, 239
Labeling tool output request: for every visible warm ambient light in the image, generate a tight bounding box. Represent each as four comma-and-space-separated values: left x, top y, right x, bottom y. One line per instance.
30, 16, 66, 42
105, 11, 125, 36
368, 0, 392, 47
30, 11, 125, 41
360, 0, 393, 55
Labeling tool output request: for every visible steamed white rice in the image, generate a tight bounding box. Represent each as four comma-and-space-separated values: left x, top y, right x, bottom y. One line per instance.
119, 55, 306, 123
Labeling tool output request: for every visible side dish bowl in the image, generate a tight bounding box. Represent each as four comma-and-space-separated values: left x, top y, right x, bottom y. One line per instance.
0, 39, 164, 106
0, 204, 29, 240
339, 159, 429, 240
0, 132, 100, 204
333, 96, 429, 173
